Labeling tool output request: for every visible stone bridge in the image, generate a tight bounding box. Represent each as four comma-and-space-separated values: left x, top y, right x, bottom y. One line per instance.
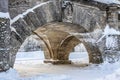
1, 0, 118, 71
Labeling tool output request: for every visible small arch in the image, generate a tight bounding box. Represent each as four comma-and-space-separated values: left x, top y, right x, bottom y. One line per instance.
69, 43, 89, 64
57, 35, 103, 64
57, 35, 80, 60
14, 35, 45, 71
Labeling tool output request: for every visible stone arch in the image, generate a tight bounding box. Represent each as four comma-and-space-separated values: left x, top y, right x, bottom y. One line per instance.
57, 35, 80, 60
34, 25, 103, 64
57, 35, 103, 64
7, 1, 60, 70
9, 20, 103, 68
0, 0, 104, 71
34, 28, 71, 63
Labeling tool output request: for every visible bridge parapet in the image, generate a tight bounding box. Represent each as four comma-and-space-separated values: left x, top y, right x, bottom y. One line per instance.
62, 0, 106, 32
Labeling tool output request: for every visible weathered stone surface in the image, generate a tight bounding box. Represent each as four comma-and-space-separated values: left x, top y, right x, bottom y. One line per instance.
34, 22, 103, 64
51, 0, 62, 21
9, 18, 32, 68
107, 5, 119, 29
72, 3, 106, 32
0, 18, 10, 70
34, 2, 60, 23
7, 2, 61, 69
84, 42, 103, 63
0, 0, 8, 12
23, 14, 35, 31
0, 0, 120, 71
9, 0, 49, 18
9, 32, 21, 67
26, 12, 42, 29
34, 6, 47, 25
11, 18, 31, 41
57, 35, 80, 60
119, 36, 120, 50
44, 60, 71, 64
70, 0, 108, 11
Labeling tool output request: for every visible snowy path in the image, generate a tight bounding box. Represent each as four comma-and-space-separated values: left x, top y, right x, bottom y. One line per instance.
14, 60, 120, 80
12, 51, 120, 80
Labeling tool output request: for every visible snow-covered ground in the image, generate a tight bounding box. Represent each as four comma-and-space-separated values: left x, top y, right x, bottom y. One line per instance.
0, 51, 120, 80
97, 68, 120, 80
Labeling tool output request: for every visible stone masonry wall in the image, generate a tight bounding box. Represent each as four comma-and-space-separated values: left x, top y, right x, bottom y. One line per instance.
0, 0, 119, 71
0, 0, 8, 12
9, 1, 61, 68
0, 0, 11, 70
72, 3, 106, 31
9, 0, 61, 19
62, 1, 106, 32
0, 18, 11, 70
9, 0, 48, 19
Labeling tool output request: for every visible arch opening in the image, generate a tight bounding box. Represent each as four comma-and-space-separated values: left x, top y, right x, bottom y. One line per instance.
69, 43, 89, 65
14, 35, 45, 70
57, 35, 103, 64
2, 22, 103, 71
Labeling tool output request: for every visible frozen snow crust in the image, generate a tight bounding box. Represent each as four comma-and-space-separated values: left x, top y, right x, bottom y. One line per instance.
1, 62, 120, 80
0, 68, 69, 80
